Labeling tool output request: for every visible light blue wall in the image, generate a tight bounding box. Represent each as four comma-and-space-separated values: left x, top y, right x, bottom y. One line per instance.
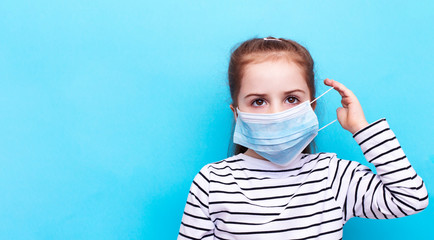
0, 0, 432, 239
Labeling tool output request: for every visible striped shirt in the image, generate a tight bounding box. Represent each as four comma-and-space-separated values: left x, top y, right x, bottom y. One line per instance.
178, 119, 429, 239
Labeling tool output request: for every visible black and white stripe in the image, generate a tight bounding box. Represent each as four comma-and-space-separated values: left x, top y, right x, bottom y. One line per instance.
178, 118, 428, 239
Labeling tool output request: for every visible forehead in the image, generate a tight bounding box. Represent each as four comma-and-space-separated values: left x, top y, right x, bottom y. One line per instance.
240, 59, 309, 95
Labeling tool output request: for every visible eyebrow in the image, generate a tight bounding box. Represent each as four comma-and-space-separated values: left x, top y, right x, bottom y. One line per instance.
244, 89, 305, 99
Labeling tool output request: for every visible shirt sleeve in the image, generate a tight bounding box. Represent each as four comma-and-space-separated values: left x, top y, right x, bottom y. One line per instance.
329, 118, 429, 223
178, 164, 215, 239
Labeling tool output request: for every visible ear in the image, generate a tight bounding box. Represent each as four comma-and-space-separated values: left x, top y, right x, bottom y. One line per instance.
229, 104, 238, 121
311, 101, 317, 111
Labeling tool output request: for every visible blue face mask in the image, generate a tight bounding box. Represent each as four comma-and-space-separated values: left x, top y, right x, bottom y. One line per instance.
233, 87, 336, 166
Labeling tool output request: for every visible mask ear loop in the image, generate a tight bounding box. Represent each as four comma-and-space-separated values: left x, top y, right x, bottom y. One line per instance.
310, 87, 338, 131
318, 119, 337, 131
310, 87, 334, 105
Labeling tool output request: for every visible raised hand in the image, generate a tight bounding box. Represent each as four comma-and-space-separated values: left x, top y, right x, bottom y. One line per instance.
324, 78, 369, 135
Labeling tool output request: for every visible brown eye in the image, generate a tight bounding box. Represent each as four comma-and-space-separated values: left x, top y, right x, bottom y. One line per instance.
252, 99, 265, 106
286, 96, 299, 104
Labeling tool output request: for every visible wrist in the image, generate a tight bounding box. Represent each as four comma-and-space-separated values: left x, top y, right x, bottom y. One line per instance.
350, 120, 369, 135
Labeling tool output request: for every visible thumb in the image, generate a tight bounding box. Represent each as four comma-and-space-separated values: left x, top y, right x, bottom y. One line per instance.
336, 107, 347, 127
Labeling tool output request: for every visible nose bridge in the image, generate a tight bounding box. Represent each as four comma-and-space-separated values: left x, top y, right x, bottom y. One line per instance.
270, 105, 281, 114
269, 97, 285, 114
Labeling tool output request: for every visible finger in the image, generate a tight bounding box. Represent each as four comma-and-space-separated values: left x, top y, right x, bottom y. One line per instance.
325, 79, 354, 98
324, 78, 333, 86
336, 107, 347, 127
336, 82, 355, 98
324, 78, 342, 94
331, 81, 350, 97
323, 78, 338, 90
341, 98, 352, 108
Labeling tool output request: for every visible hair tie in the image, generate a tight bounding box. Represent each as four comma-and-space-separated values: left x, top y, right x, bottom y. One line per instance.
263, 37, 282, 42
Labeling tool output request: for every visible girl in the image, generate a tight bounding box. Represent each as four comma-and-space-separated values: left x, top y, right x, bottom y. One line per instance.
178, 36, 428, 239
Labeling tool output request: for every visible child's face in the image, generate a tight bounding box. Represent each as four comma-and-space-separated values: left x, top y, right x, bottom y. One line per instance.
230, 58, 312, 118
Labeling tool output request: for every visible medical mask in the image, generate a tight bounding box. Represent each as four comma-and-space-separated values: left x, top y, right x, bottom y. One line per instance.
233, 87, 336, 166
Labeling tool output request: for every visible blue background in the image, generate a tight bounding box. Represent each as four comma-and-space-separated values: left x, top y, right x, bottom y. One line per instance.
0, 0, 433, 239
